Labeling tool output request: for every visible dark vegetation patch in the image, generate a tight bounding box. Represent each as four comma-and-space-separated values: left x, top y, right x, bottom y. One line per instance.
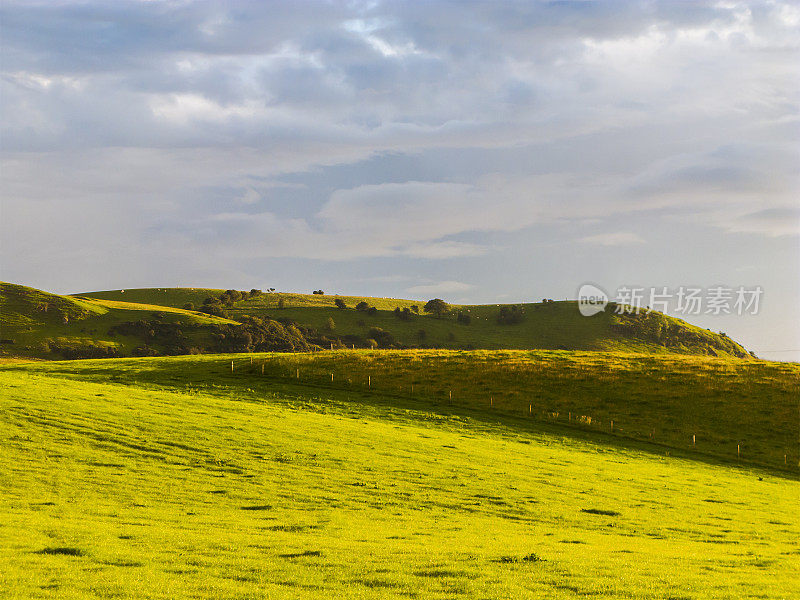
35, 547, 84, 557
278, 550, 322, 559
581, 508, 621, 517
495, 553, 544, 564
414, 568, 476, 578
240, 505, 272, 511
103, 559, 143, 567
268, 524, 316, 532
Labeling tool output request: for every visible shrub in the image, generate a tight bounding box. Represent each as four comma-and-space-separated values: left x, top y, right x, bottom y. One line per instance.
199, 305, 225, 317
326, 317, 336, 331
367, 327, 395, 348
355, 301, 370, 311
334, 298, 347, 309
497, 305, 525, 325
312, 290, 325, 295
366, 306, 378, 316
250, 289, 262, 297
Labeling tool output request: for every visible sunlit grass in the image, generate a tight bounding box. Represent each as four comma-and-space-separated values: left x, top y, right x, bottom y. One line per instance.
1, 354, 797, 598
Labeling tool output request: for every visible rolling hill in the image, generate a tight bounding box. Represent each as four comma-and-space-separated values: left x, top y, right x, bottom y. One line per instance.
74, 286, 753, 358
0, 283, 316, 359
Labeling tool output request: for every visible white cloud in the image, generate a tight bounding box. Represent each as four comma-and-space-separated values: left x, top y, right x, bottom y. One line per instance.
579, 232, 645, 246
406, 280, 474, 296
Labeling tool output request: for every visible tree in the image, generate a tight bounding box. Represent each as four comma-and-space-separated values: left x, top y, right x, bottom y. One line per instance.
326, 317, 336, 331
423, 298, 450, 317
334, 298, 347, 310
250, 289, 262, 297
356, 301, 370, 311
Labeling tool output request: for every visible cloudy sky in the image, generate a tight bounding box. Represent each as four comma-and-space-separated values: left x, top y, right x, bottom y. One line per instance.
1, 0, 798, 359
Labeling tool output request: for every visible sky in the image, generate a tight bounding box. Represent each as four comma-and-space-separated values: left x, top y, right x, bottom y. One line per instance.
1, 0, 798, 360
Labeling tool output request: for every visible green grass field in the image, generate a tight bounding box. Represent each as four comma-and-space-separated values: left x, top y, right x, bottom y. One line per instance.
1, 353, 798, 599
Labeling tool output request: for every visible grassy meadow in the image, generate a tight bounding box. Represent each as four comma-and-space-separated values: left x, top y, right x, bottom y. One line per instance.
1, 355, 798, 599
15, 350, 798, 472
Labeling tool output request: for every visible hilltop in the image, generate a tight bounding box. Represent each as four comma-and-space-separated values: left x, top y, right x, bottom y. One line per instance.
71, 286, 752, 359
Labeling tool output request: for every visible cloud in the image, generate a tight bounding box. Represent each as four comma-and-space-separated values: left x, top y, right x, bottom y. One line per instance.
406, 280, 473, 297
579, 232, 645, 246
1, 0, 797, 286
723, 207, 800, 237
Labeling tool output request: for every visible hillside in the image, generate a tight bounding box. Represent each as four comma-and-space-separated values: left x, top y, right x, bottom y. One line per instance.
20, 349, 798, 472
0, 283, 309, 359
1, 356, 797, 599
81, 287, 752, 358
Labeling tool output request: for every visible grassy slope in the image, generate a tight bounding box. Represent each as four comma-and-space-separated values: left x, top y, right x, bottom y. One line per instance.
1, 358, 798, 599
82, 288, 751, 357
18, 350, 798, 472
0, 283, 235, 358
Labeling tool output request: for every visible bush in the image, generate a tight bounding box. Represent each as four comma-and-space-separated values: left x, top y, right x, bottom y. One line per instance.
312, 290, 325, 295
423, 298, 449, 317
394, 307, 412, 321
326, 317, 336, 331
366, 306, 377, 316
367, 327, 395, 348
334, 298, 347, 310
199, 305, 225, 317
355, 301, 370, 311
497, 305, 525, 325
250, 289, 262, 297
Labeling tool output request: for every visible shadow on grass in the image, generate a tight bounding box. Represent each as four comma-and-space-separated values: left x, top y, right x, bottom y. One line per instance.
35, 547, 84, 557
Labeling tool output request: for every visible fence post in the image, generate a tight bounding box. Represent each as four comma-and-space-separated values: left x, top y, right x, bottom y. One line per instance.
231, 360, 234, 372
